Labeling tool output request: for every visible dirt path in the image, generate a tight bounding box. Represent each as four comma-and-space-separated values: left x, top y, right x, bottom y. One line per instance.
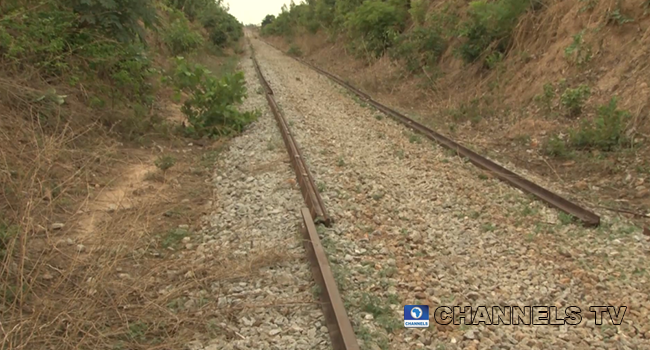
249, 37, 650, 350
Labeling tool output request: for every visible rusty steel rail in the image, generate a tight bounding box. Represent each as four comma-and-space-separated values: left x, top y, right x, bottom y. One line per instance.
258, 39, 601, 227
248, 40, 332, 227
301, 208, 360, 350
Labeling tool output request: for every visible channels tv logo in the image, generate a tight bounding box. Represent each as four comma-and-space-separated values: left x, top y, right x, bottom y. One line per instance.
404, 305, 430, 328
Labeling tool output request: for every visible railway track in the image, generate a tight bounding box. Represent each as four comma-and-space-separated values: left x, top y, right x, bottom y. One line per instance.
248, 38, 360, 350
256, 39, 601, 228
242, 34, 650, 350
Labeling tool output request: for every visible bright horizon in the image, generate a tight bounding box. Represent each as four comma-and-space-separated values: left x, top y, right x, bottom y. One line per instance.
227, 0, 293, 25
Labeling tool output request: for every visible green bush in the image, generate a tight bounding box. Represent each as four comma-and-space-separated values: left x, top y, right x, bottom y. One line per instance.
458, 0, 531, 66
544, 135, 570, 158
262, 14, 275, 27
0, 7, 155, 102
287, 44, 303, 57
570, 97, 631, 151
345, 0, 406, 57
409, 0, 429, 26
170, 57, 256, 138
163, 19, 203, 55
391, 26, 446, 73
72, 0, 159, 43
564, 30, 592, 66
560, 84, 590, 117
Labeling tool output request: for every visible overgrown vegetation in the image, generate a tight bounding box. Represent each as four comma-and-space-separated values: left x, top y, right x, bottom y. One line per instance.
544, 97, 632, 156
0, 0, 253, 348
260, 0, 533, 70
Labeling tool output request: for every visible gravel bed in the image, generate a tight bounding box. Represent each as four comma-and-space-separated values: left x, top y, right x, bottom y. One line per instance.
250, 37, 650, 350
186, 46, 330, 350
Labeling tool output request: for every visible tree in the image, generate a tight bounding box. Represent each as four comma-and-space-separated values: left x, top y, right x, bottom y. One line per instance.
262, 14, 275, 27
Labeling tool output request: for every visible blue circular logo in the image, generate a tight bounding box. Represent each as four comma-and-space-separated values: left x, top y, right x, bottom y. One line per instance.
410, 307, 423, 319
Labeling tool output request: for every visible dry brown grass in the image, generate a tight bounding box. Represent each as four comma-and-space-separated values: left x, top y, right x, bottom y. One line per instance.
0, 27, 276, 348
0, 100, 292, 348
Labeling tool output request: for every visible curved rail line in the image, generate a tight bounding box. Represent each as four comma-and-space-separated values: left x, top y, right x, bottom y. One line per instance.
248, 41, 331, 227
257, 38, 601, 228
248, 38, 360, 350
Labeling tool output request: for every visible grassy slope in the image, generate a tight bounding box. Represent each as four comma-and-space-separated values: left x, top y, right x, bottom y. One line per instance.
0, 2, 257, 348
263, 0, 650, 221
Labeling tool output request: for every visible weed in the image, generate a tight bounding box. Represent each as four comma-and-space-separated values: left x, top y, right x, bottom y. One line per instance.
338, 157, 346, 166
560, 85, 590, 117
457, 0, 531, 68
544, 135, 571, 158
579, 0, 599, 12
372, 192, 385, 201
570, 97, 631, 152
155, 154, 177, 173
607, 8, 634, 25
317, 181, 327, 192
564, 31, 592, 67
170, 57, 256, 138
379, 266, 397, 278
287, 44, 303, 57
163, 18, 203, 55
161, 228, 188, 248
558, 212, 574, 225
409, 134, 422, 144
391, 26, 447, 73
375, 114, 384, 120
534, 83, 556, 112
482, 223, 496, 231
127, 321, 149, 342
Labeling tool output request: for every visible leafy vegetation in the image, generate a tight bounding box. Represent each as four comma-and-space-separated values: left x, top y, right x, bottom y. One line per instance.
169, 57, 257, 138
0, 0, 252, 348
259, 0, 532, 70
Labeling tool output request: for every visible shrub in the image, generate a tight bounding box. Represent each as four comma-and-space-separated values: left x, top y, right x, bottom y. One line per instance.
163, 19, 203, 55
391, 26, 446, 73
155, 154, 177, 172
570, 97, 631, 151
72, 0, 159, 43
345, 0, 406, 57
458, 0, 531, 66
262, 14, 275, 27
560, 84, 590, 117
287, 44, 303, 57
0, 7, 155, 102
544, 135, 570, 157
170, 57, 256, 138
409, 0, 429, 26
564, 30, 592, 66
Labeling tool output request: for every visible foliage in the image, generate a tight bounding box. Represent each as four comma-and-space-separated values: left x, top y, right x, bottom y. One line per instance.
345, 0, 407, 57
170, 57, 257, 138
167, 0, 243, 47
570, 97, 631, 151
391, 26, 446, 73
0, 5, 156, 104
457, 0, 531, 66
544, 135, 570, 158
287, 44, 303, 57
155, 154, 177, 172
163, 17, 203, 55
261, 6, 294, 37
560, 84, 590, 117
262, 14, 276, 27
409, 0, 430, 26
72, 0, 159, 43
564, 30, 592, 67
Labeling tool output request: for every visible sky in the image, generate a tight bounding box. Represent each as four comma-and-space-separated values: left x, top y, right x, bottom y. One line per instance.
227, 0, 292, 25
